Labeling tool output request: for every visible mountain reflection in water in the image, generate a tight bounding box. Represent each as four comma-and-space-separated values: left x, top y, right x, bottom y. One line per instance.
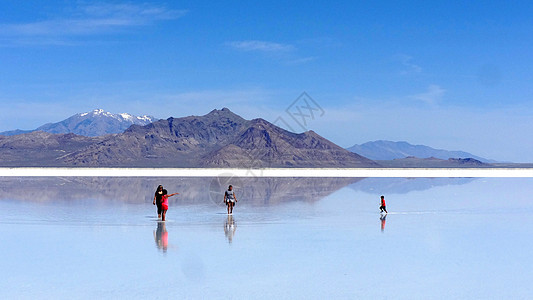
0, 176, 362, 206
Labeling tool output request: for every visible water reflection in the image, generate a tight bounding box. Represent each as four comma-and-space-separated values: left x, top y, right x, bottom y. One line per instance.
154, 222, 168, 253
0, 177, 361, 206
380, 214, 387, 232
224, 215, 237, 243
350, 177, 476, 194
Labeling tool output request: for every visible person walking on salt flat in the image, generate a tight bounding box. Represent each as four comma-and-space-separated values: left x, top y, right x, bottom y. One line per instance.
379, 195, 388, 214
153, 185, 164, 219
224, 185, 237, 214
161, 189, 179, 221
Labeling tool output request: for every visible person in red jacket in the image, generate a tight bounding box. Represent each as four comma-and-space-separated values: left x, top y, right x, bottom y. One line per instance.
379, 195, 388, 214
161, 189, 179, 221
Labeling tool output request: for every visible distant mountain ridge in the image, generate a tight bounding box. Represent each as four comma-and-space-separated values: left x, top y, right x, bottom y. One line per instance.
376, 156, 489, 168
0, 109, 157, 137
347, 140, 494, 163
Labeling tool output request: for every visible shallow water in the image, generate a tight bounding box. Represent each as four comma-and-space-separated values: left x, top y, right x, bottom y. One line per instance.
1, 177, 532, 299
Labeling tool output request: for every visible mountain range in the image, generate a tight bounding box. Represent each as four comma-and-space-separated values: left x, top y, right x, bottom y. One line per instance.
0, 108, 499, 167
0, 108, 378, 167
347, 140, 494, 162
0, 109, 157, 137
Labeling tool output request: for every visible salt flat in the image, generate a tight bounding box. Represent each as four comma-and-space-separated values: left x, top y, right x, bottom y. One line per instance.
1, 177, 532, 299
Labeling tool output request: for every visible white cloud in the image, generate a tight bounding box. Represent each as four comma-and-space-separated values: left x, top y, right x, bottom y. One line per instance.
226, 40, 295, 52
0, 3, 186, 43
286, 56, 318, 65
396, 54, 422, 75
411, 84, 446, 105
80, 3, 183, 20
226, 40, 318, 65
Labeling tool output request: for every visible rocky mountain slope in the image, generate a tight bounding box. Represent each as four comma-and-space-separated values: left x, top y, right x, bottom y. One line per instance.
203, 118, 377, 167
0, 131, 105, 166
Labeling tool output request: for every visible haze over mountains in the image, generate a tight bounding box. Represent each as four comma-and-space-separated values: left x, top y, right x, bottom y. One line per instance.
347, 140, 494, 162
0, 109, 157, 137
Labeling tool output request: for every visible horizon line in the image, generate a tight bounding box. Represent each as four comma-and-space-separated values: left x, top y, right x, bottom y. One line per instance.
1, 167, 533, 178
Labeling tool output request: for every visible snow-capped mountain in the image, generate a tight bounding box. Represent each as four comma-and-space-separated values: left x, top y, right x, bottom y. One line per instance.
0, 109, 158, 137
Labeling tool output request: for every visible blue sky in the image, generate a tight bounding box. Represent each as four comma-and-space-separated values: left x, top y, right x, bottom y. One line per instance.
0, 1, 532, 161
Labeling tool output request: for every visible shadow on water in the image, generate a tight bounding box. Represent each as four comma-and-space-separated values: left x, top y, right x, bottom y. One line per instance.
224, 215, 236, 243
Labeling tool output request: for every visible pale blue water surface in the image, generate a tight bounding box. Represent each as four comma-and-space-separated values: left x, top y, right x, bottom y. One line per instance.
1, 177, 532, 299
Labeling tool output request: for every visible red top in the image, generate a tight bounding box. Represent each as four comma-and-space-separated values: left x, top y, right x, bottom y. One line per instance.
381, 198, 386, 206
162, 195, 169, 209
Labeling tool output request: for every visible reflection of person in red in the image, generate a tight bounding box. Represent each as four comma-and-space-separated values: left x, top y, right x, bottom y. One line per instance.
380, 214, 387, 232
154, 221, 168, 252
161, 230, 168, 249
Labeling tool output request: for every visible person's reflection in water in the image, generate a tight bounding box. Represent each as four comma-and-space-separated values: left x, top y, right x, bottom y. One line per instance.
154, 221, 169, 252
224, 215, 237, 243
380, 214, 387, 232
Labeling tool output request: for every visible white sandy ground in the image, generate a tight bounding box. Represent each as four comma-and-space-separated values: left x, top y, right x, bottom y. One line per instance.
1, 167, 533, 177
1, 177, 532, 299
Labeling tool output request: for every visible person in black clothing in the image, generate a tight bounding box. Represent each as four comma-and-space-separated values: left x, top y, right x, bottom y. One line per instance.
153, 185, 164, 219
